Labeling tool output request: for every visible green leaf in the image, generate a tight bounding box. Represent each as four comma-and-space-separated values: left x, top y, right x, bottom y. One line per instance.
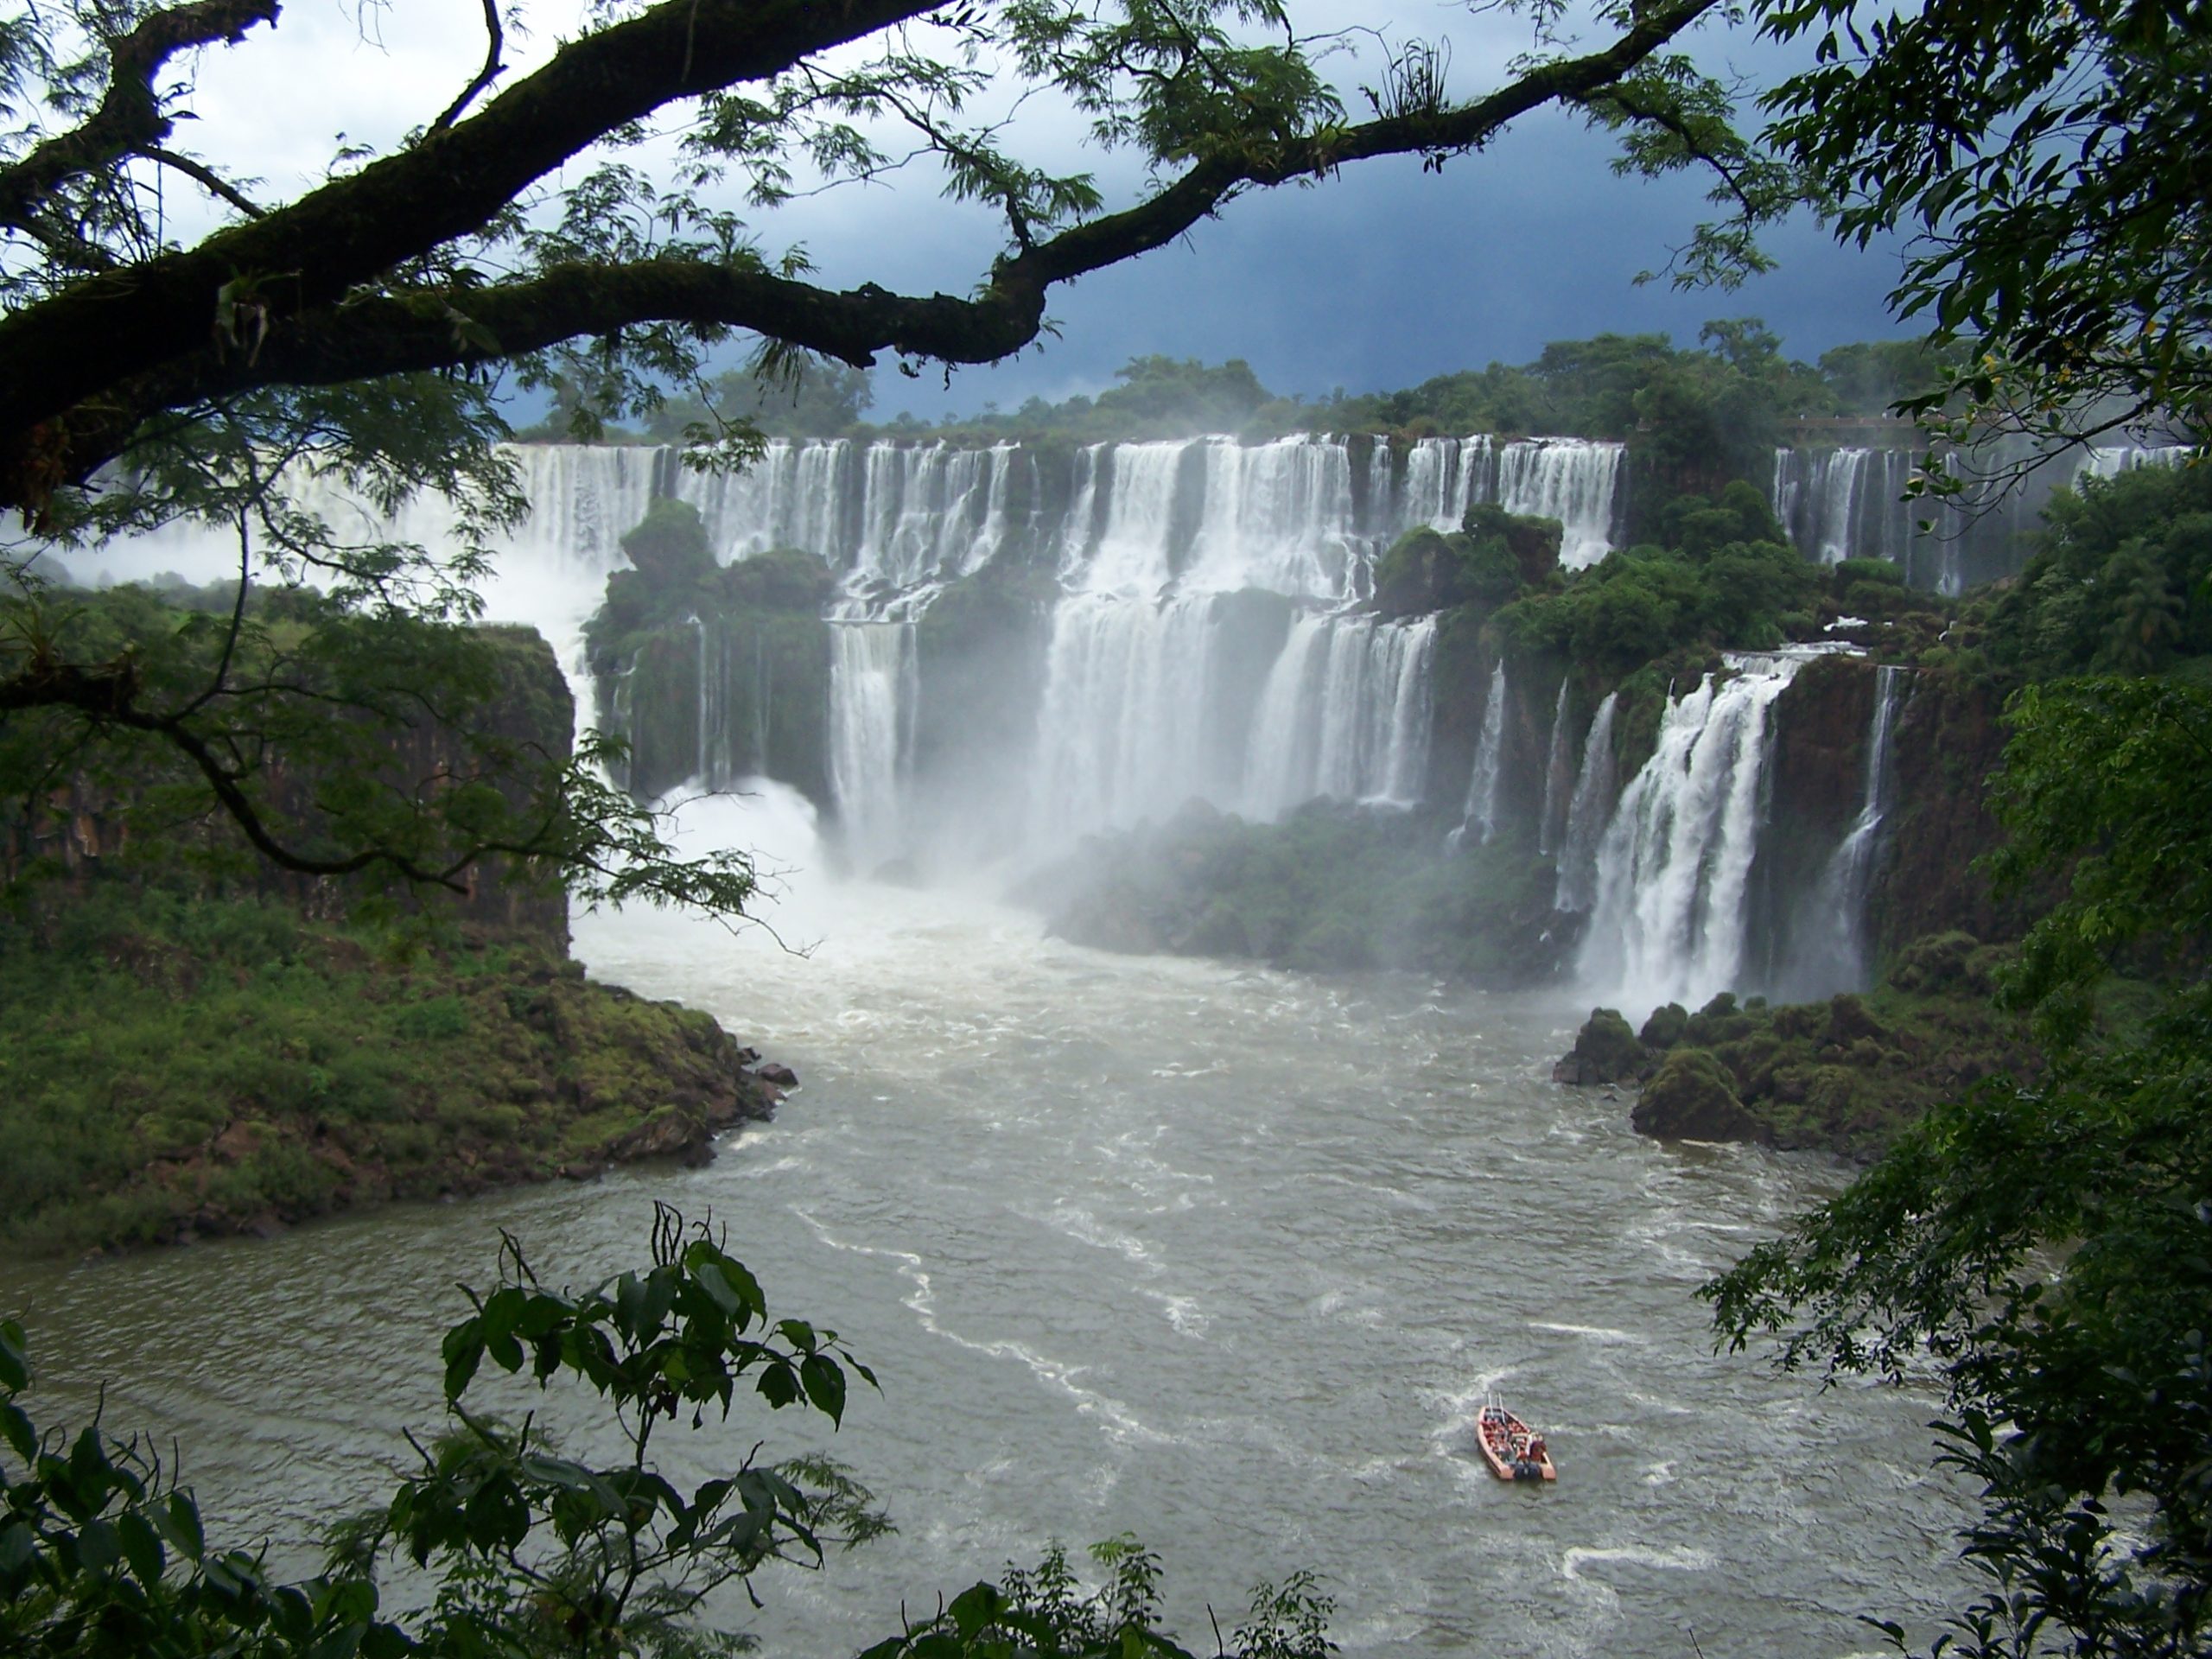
77, 1516, 122, 1576
117, 1510, 166, 1585
0, 1399, 35, 1463
950, 1581, 1006, 1638
163, 1492, 206, 1561
799, 1352, 847, 1424
0, 1320, 28, 1394
442, 1319, 486, 1402
756, 1362, 800, 1410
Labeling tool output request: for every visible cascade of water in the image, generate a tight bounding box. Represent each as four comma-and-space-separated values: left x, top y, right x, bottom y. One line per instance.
1399, 436, 1624, 568
1236, 613, 1437, 820
1448, 661, 1510, 850
1553, 691, 1619, 912
1537, 680, 1573, 855
1770, 440, 2192, 586
1065, 441, 1192, 596
1497, 440, 1624, 569
1401, 436, 1497, 530
1779, 664, 1908, 999
829, 621, 916, 872
1375, 615, 1439, 805
1179, 435, 1364, 599
1577, 654, 1810, 1008
1028, 594, 1230, 851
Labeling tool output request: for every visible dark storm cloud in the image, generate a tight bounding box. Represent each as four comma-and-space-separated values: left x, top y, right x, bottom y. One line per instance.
785, 109, 1909, 423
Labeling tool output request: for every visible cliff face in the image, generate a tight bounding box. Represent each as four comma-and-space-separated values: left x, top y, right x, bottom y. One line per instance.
10, 626, 575, 948
1758, 655, 2028, 974
1866, 671, 2027, 957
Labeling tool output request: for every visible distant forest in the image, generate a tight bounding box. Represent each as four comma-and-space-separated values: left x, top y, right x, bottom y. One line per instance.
518, 324, 1962, 451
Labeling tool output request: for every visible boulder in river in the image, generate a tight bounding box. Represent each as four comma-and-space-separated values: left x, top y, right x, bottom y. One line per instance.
1554, 1007, 1648, 1084
1630, 1050, 1775, 1145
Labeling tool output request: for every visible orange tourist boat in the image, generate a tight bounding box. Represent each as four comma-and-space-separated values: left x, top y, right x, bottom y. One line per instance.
1476, 1400, 1557, 1483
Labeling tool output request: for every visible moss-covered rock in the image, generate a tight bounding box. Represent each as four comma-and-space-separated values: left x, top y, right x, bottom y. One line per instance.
1560, 1007, 1648, 1084
1580, 932, 2043, 1157
1372, 505, 1557, 620
1631, 1048, 1772, 1143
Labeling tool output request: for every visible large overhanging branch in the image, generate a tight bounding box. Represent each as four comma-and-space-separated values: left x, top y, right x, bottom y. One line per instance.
29, 0, 1720, 499
0, 0, 281, 232
0, 0, 941, 451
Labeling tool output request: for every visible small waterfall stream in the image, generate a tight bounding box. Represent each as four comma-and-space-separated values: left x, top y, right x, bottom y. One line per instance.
1554, 692, 1620, 914
1448, 662, 1510, 850
829, 622, 917, 872
1776, 664, 1909, 999
1537, 680, 1574, 856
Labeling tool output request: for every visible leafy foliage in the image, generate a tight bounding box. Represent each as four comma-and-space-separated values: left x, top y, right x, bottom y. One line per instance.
1493, 481, 1818, 676
858, 1537, 1337, 1659
4, 1224, 1334, 1658
1705, 674, 2212, 1656
0, 1213, 885, 1657
1970, 462, 2212, 683
1761, 0, 2212, 460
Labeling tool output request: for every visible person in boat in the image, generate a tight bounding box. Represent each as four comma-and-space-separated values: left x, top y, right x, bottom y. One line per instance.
1529, 1434, 1547, 1464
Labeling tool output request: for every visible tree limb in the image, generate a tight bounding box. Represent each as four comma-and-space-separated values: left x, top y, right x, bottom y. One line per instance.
18, 0, 1721, 498
141, 145, 265, 219
432, 0, 507, 133
0, 0, 281, 231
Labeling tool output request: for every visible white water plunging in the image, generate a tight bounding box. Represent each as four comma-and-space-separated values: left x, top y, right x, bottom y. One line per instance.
1554, 691, 1619, 914
829, 622, 916, 873
1448, 662, 1510, 850
65, 435, 1630, 864
1777, 664, 1908, 1001
1242, 614, 1437, 820
1578, 655, 1813, 1010
1538, 680, 1573, 855
1400, 436, 1626, 569
1768, 439, 2191, 588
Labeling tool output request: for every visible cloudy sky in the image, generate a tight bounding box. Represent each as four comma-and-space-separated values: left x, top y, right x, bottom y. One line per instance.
168, 0, 1913, 420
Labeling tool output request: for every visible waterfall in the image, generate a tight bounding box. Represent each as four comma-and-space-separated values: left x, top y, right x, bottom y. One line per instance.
1243, 614, 1437, 819
1770, 438, 2192, 587
1448, 661, 1510, 850
829, 622, 916, 872
1553, 692, 1618, 912
1027, 594, 1232, 850
1537, 680, 1573, 855
1496, 440, 1624, 569
1400, 436, 1624, 569
1778, 664, 1908, 999
1577, 654, 1810, 1008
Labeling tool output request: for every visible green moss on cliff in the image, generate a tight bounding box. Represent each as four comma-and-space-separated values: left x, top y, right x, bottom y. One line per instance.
0, 888, 775, 1255
585, 502, 838, 804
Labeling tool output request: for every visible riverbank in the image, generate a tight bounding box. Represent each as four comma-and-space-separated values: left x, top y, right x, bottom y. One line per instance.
0, 887, 786, 1256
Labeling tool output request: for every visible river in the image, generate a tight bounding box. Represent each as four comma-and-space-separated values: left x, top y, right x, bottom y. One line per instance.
0, 791, 1971, 1658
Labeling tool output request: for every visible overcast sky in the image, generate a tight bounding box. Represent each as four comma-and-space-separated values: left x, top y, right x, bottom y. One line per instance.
164, 0, 1914, 421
